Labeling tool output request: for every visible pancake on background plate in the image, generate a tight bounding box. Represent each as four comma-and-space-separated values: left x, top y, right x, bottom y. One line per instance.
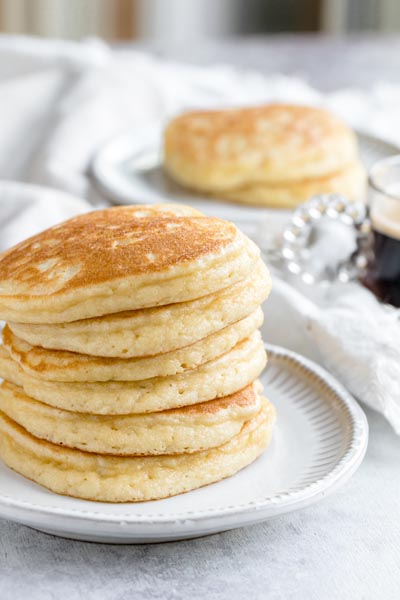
164, 103, 366, 208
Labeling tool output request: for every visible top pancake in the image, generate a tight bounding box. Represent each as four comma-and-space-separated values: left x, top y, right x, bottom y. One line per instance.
0, 204, 260, 323
164, 104, 358, 192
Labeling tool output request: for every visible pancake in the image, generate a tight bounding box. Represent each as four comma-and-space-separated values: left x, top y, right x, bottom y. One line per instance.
0, 334, 266, 414
8, 259, 271, 357
2, 308, 263, 382
216, 160, 366, 208
117, 204, 203, 217
164, 104, 358, 193
0, 205, 260, 324
0, 398, 275, 502
0, 379, 262, 455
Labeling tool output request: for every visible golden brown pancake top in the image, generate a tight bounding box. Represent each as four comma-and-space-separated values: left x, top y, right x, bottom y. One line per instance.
0, 206, 239, 297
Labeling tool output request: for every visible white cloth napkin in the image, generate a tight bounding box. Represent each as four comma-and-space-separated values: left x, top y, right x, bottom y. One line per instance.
0, 181, 91, 249
0, 35, 399, 432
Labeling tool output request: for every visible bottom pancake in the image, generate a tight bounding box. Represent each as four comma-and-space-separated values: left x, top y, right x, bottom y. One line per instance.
0, 399, 275, 502
0, 380, 262, 455
216, 160, 366, 208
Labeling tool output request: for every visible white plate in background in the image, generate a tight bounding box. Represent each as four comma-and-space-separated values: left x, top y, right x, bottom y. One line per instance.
91, 125, 400, 234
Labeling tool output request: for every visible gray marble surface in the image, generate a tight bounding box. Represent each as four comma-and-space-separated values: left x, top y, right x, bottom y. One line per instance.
1, 35, 400, 599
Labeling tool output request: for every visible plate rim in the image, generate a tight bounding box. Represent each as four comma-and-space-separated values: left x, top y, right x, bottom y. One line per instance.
0, 343, 368, 526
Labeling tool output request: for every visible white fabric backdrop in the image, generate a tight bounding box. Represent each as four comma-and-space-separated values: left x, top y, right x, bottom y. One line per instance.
0, 35, 399, 431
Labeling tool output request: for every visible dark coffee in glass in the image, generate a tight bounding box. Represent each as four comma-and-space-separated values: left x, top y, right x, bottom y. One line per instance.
363, 157, 400, 307
279, 156, 400, 305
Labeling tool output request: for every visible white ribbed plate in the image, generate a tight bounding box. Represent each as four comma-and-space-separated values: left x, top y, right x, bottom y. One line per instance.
90, 126, 399, 230
0, 344, 368, 544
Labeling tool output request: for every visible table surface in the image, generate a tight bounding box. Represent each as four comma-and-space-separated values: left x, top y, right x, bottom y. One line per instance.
1, 34, 400, 600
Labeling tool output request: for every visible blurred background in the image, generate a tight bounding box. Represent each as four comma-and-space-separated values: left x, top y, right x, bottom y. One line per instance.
0, 0, 399, 41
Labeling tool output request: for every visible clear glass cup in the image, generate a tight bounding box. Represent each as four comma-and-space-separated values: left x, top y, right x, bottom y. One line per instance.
363, 156, 400, 306
279, 155, 400, 307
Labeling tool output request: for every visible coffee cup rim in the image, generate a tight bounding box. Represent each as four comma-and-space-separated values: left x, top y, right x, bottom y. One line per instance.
369, 154, 400, 201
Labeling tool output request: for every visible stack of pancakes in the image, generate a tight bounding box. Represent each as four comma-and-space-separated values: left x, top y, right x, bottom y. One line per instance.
0, 204, 275, 502
164, 103, 366, 208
